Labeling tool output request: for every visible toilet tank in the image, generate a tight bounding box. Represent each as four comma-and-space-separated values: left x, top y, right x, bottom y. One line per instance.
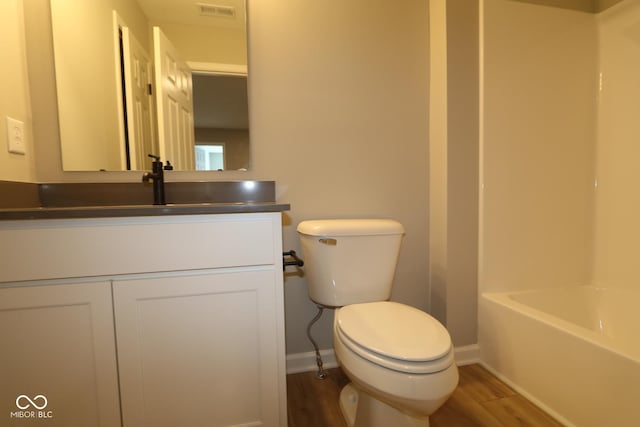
296, 219, 405, 307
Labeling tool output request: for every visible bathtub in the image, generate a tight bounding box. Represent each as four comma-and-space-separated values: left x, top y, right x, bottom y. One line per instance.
479, 286, 640, 427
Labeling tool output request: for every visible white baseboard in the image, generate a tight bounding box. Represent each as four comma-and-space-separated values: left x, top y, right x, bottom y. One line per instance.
286, 349, 338, 374
286, 344, 480, 374
454, 344, 481, 366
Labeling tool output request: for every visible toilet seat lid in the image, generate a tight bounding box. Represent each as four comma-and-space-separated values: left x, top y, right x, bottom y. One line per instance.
336, 301, 452, 363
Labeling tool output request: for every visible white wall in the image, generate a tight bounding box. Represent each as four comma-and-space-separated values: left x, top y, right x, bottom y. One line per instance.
593, 0, 640, 288
480, 0, 597, 293
0, 0, 36, 182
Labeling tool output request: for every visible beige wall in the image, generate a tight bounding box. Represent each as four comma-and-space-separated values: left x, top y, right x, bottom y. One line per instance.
593, 0, 640, 288
429, 0, 449, 328
480, 0, 597, 293
248, 1, 432, 353
447, 1, 480, 347
429, 0, 479, 347
12, 0, 482, 354
0, 0, 36, 182
159, 23, 247, 65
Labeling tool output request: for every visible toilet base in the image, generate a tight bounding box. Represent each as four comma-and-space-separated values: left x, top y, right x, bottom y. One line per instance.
339, 383, 430, 427
339, 383, 358, 426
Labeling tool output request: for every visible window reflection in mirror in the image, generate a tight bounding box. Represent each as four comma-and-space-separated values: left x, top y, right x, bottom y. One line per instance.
195, 145, 225, 171
49, 0, 249, 172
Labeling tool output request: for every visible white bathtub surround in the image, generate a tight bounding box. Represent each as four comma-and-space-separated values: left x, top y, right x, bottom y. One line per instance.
505, 286, 639, 359
479, 0, 640, 425
593, 0, 640, 288
480, 286, 640, 426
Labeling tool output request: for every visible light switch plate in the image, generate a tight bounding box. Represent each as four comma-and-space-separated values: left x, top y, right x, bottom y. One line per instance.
6, 116, 26, 155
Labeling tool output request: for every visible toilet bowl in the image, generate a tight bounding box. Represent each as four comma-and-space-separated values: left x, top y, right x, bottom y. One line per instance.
296, 219, 459, 426
333, 301, 458, 427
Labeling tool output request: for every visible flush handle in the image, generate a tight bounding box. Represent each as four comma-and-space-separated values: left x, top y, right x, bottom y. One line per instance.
319, 238, 337, 246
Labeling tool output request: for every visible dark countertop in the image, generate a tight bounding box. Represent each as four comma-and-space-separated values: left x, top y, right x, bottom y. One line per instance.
0, 202, 290, 220
0, 180, 289, 220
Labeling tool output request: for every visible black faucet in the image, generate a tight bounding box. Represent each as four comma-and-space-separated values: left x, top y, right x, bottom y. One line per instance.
142, 154, 166, 205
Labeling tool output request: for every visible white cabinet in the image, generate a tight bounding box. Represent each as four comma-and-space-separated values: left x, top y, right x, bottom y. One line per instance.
0, 282, 121, 427
0, 213, 287, 427
114, 269, 282, 427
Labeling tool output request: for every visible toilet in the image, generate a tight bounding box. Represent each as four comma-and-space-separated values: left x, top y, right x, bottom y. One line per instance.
297, 219, 458, 427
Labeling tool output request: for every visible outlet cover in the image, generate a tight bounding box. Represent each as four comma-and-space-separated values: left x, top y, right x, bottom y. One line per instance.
6, 116, 25, 155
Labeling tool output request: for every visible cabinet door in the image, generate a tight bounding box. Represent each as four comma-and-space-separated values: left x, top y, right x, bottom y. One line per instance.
0, 282, 121, 427
113, 269, 282, 427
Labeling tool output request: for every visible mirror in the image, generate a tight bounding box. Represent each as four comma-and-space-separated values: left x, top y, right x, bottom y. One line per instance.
49, 0, 249, 172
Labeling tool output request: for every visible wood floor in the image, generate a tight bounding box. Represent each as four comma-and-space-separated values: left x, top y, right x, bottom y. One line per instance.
287, 364, 563, 427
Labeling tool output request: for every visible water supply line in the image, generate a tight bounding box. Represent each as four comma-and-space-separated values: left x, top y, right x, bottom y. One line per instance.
306, 305, 328, 379
282, 250, 327, 379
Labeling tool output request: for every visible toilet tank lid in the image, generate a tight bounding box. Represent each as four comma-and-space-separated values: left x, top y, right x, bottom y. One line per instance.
297, 219, 404, 237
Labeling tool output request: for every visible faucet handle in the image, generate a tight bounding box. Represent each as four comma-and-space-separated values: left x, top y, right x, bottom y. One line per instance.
147, 154, 163, 173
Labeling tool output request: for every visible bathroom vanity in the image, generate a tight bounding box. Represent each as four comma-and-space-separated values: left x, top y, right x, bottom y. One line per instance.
0, 203, 288, 427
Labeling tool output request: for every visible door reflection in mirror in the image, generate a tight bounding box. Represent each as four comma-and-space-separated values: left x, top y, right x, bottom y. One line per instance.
152, 26, 195, 171
119, 24, 156, 171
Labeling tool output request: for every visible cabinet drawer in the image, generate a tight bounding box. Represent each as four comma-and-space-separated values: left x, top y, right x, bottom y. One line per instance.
0, 213, 280, 283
